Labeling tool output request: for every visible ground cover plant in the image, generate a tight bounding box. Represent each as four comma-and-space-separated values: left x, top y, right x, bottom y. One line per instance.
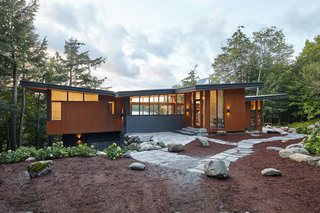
104, 143, 123, 160
303, 129, 320, 155
0, 142, 98, 164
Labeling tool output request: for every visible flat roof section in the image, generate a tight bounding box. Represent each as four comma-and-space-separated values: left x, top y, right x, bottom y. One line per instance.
245, 93, 288, 101
20, 80, 115, 96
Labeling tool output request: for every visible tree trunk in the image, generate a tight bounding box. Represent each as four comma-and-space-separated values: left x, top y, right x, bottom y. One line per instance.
18, 64, 26, 147
9, 51, 18, 151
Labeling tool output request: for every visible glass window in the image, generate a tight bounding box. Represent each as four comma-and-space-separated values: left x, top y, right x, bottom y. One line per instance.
150, 104, 159, 115
177, 94, 184, 104
68, 92, 83, 101
108, 101, 115, 115
51, 90, 67, 101
159, 95, 168, 103
168, 94, 176, 103
131, 96, 139, 102
140, 96, 149, 103
177, 105, 185, 115
131, 104, 139, 115
159, 104, 168, 115
195, 92, 201, 100
257, 100, 261, 111
84, 93, 98, 101
168, 104, 175, 115
210, 91, 217, 129
251, 101, 256, 111
51, 102, 61, 120
217, 90, 224, 128
140, 104, 149, 115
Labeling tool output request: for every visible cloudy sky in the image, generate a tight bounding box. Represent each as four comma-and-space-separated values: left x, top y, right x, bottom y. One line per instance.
34, 0, 320, 91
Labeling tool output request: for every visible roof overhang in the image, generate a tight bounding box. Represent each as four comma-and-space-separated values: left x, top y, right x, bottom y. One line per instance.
115, 89, 176, 97
176, 82, 263, 93
245, 93, 288, 101
20, 80, 115, 96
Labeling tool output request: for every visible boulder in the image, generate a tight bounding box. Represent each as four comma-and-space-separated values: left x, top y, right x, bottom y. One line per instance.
138, 135, 153, 142
204, 160, 228, 179
288, 128, 297, 134
128, 142, 138, 150
281, 127, 289, 132
279, 147, 310, 158
250, 134, 261, 137
97, 151, 106, 156
308, 156, 320, 166
25, 157, 36, 162
196, 136, 209, 147
129, 162, 145, 170
285, 143, 304, 149
266, 146, 283, 151
308, 124, 316, 130
138, 142, 156, 152
27, 160, 53, 178
156, 141, 167, 148
217, 130, 227, 136
127, 136, 137, 144
266, 129, 281, 134
261, 168, 281, 176
289, 153, 312, 162
122, 152, 132, 158
167, 143, 184, 152
199, 128, 208, 133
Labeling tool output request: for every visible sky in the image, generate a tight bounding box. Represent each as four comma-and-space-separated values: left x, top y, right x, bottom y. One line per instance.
34, 0, 320, 91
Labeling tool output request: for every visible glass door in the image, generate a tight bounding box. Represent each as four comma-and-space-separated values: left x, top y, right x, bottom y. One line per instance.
195, 100, 201, 127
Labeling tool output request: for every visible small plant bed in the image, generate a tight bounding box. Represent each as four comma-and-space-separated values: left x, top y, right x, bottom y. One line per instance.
179, 140, 234, 157
208, 132, 282, 142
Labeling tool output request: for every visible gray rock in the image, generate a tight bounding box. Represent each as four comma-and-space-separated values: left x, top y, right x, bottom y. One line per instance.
266, 146, 283, 151
127, 136, 137, 144
308, 156, 320, 166
167, 143, 184, 152
217, 130, 227, 136
138, 135, 153, 142
250, 134, 261, 137
196, 136, 209, 147
288, 128, 297, 134
308, 124, 316, 130
156, 141, 167, 148
266, 129, 281, 134
204, 160, 228, 179
281, 138, 290, 143
27, 160, 53, 178
289, 153, 312, 162
279, 147, 310, 158
199, 128, 208, 133
285, 143, 304, 149
97, 151, 106, 156
25, 157, 36, 162
138, 142, 156, 152
128, 142, 138, 150
129, 162, 145, 170
281, 127, 289, 132
261, 168, 281, 176
122, 152, 132, 158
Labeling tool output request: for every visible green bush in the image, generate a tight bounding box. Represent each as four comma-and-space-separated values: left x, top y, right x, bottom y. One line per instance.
296, 127, 312, 134
303, 129, 320, 155
104, 143, 122, 160
67, 144, 97, 157
0, 142, 97, 164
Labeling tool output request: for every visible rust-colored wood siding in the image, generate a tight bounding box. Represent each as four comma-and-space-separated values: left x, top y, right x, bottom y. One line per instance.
245, 101, 251, 130
47, 95, 123, 135
224, 89, 246, 132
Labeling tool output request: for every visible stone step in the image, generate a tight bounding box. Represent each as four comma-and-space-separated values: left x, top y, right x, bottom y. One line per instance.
173, 130, 198, 136
182, 127, 199, 134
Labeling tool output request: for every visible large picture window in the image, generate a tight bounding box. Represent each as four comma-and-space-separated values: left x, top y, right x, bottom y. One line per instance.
209, 90, 224, 129
130, 94, 185, 115
51, 102, 61, 120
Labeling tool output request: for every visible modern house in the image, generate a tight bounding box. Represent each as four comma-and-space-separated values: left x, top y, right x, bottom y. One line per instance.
21, 80, 287, 148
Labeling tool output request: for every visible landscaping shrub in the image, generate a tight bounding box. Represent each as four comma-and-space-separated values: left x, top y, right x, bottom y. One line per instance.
296, 127, 311, 134
303, 129, 320, 155
67, 144, 97, 157
104, 143, 122, 160
0, 146, 37, 164
0, 142, 97, 164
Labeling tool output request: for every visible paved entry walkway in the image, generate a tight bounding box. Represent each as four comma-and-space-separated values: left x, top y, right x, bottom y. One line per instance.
130, 132, 304, 174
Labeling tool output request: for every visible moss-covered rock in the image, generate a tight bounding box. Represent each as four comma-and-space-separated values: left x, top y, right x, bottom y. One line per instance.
27, 160, 53, 178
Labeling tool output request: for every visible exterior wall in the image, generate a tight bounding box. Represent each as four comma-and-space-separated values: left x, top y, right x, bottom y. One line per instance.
224, 89, 246, 132
245, 101, 251, 130
47, 95, 124, 135
125, 115, 186, 133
